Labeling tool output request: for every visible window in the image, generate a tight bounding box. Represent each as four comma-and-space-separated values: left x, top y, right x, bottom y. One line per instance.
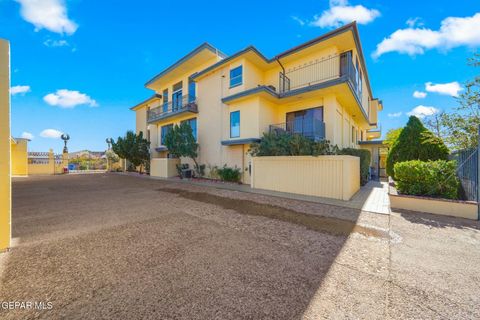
161, 124, 173, 145
230, 111, 240, 138
188, 78, 196, 102
172, 82, 183, 111
352, 126, 355, 144
162, 89, 169, 112
181, 118, 197, 141
229, 65, 243, 88
286, 107, 324, 139
360, 130, 364, 141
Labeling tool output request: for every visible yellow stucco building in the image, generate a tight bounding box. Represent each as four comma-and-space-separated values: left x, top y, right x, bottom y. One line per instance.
0, 39, 11, 251
132, 22, 383, 184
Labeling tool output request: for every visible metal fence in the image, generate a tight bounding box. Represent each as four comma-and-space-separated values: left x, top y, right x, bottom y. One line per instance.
450, 148, 478, 201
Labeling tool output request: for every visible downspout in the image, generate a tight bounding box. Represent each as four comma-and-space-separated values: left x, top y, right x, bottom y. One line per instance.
276, 57, 286, 94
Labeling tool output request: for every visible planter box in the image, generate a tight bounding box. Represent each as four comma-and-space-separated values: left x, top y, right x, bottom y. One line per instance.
389, 185, 478, 220
251, 155, 360, 200
150, 158, 179, 178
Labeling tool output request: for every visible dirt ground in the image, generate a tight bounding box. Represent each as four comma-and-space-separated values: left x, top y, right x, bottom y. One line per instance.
1, 174, 479, 319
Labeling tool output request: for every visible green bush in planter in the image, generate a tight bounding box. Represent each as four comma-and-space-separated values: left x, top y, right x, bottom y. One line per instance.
394, 160, 459, 199
217, 165, 242, 182
338, 148, 371, 186
386, 116, 449, 179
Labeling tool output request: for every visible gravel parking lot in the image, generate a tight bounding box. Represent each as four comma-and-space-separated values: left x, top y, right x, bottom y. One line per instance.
1, 173, 480, 319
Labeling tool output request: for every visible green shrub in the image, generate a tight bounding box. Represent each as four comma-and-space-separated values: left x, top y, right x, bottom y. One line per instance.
339, 148, 371, 186
249, 132, 337, 157
217, 165, 242, 182
394, 160, 459, 199
387, 116, 449, 179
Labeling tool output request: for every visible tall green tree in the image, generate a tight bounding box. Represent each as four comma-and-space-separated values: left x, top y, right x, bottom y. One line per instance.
386, 116, 449, 179
112, 131, 150, 173
423, 53, 480, 151
163, 122, 199, 168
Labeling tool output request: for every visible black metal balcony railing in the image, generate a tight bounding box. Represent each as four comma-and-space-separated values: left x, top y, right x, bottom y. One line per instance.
269, 119, 326, 141
147, 95, 198, 122
278, 52, 359, 100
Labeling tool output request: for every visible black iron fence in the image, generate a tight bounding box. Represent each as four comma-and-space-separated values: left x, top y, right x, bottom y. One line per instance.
147, 95, 197, 122
269, 119, 325, 141
451, 148, 478, 201
278, 51, 359, 97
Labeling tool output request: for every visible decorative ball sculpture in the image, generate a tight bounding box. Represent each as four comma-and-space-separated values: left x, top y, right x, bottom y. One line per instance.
61, 133, 70, 153
106, 138, 114, 150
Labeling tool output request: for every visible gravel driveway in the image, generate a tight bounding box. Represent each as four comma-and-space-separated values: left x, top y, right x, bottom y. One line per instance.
1, 174, 479, 319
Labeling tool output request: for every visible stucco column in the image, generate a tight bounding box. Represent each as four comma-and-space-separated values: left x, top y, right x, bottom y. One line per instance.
0, 39, 10, 251
323, 94, 338, 146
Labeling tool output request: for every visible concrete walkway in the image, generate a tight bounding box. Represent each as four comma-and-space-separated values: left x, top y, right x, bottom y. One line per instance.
165, 177, 391, 215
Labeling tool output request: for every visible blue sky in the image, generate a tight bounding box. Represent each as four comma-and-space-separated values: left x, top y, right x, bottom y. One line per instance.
1, 0, 479, 153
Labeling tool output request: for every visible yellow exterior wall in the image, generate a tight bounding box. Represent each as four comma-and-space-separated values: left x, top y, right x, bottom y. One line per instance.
390, 194, 478, 220
150, 158, 180, 178
251, 155, 360, 200
11, 139, 28, 176
0, 39, 10, 251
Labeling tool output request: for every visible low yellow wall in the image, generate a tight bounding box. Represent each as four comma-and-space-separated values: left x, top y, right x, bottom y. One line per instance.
251, 155, 360, 200
390, 194, 478, 220
11, 139, 28, 176
0, 39, 10, 251
28, 150, 68, 175
150, 158, 180, 178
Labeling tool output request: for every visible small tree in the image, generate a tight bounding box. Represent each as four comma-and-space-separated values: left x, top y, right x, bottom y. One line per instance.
112, 131, 150, 173
386, 116, 449, 179
384, 128, 403, 149
163, 122, 200, 169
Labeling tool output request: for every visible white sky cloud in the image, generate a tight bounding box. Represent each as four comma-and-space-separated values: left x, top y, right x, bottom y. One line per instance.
413, 91, 427, 99
40, 129, 63, 139
311, 0, 380, 28
425, 81, 463, 97
43, 39, 69, 47
21, 132, 34, 140
15, 0, 78, 35
43, 89, 98, 108
406, 17, 423, 28
373, 13, 480, 58
388, 112, 402, 118
10, 85, 31, 95
407, 105, 439, 119
291, 16, 306, 26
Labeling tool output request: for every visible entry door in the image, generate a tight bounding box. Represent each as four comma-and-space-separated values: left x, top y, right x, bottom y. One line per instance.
243, 145, 251, 185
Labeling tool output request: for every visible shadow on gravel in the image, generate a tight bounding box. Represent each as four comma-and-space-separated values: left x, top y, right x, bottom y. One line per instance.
159, 188, 389, 240
397, 209, 480, 230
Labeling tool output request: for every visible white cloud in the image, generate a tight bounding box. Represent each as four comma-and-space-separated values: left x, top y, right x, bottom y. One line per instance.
413, 91, 427, 99
40, 129, 63, 139
311, 0, 380, 28
291, 16, 306, 26
406, 17, 423, 28
15, 0, 78, 35
373, 13, 480, 58
425, 81, 463, 97
388, 112, 402, 118
10, 85, 31, 95
43, 39, 69, 47
407, 105, 439, 119
43, 89, 98, 108
21, 132, 34, 140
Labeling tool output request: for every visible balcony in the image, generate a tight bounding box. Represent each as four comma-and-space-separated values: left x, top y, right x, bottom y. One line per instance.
278, 51, 361, 102
269, 119, 326, 141
147, 95, 198, 123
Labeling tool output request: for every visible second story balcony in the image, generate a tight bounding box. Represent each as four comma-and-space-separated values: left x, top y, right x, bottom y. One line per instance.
147, 95, 198, 123
269, 118, 326, 142
279, 51, 361, 103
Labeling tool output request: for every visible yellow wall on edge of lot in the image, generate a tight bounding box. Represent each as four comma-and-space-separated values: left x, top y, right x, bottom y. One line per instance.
0, 39, 10, 251
251, 155, 360, 200
11, 139, 28, 176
